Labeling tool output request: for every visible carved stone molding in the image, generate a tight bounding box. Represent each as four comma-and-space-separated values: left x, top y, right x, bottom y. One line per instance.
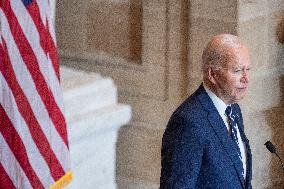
57, 0, 171, 101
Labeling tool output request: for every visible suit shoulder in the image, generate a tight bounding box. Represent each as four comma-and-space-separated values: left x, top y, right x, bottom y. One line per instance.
166, 95, 208, 137
171, 94, 206, 121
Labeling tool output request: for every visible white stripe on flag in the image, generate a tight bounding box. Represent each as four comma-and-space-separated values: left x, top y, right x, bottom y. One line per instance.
10, 0, 64, 112
37, 0, 57, 43
0, 10, 70, 172
0, 73, 55, 188
0, 134, 33, 189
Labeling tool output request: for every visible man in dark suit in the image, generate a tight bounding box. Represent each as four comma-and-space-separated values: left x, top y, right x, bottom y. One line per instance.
160, 34, 252, 189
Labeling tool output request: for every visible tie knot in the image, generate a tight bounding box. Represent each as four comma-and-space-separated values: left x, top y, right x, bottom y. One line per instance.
225, 106, 232, 117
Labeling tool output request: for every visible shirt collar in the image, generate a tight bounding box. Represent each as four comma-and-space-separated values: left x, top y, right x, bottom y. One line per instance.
203, 83, 228, 116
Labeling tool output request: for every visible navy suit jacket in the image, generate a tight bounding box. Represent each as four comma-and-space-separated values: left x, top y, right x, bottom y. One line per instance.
160, 84, 252, 189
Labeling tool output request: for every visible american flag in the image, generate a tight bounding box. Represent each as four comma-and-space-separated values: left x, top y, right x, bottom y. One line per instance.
0, 0, 72, 188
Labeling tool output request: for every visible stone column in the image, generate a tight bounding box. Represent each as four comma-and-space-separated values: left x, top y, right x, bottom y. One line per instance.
61, 66, 132, 189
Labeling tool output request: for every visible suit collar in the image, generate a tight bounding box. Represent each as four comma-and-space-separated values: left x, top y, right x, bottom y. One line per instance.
196, 84, 246, 188
195, 84, 216, 113
203, 84, 228, 118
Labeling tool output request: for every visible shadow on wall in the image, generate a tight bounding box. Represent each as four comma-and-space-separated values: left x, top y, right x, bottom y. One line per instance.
276, 16, 284, 44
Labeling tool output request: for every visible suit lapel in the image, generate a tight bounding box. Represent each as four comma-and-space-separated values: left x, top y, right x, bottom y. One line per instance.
196, 85, 245, 189
245, 143, 252, 189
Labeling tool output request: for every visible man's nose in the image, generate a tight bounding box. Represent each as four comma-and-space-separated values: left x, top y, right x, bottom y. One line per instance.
241, 70, 249, 83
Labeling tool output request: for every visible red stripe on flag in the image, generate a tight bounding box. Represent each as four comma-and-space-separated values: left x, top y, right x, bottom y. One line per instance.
0, 105, 44, 189
1, 0, 68, 147
0, 163, 16, 189
25, 0, 60, 80
0, 38, 65, 181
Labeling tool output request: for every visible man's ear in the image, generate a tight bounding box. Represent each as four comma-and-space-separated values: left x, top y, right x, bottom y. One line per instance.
208, 67, 217, 84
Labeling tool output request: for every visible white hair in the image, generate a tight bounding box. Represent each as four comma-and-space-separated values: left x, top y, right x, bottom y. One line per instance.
202, 34, 243, 73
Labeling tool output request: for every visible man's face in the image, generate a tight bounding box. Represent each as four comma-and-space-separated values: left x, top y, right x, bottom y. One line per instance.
212, 46, 251, 104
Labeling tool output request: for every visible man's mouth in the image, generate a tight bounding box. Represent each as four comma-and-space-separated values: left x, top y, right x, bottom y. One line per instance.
237, 87, 247, 91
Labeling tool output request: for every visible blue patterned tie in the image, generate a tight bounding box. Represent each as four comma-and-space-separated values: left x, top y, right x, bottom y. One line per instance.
225, 106, 245, 179
225, 106, 242, 158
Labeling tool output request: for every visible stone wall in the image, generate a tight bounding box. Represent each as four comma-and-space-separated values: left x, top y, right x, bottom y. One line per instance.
56, 0, 284, 188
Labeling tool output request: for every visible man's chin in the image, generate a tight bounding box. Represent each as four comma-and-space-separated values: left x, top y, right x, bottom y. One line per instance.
235, 95, 246, 103
228, 95, 246, 104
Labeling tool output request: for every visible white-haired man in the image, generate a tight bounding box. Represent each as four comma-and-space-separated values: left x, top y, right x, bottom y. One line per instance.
160, 34, 252, 189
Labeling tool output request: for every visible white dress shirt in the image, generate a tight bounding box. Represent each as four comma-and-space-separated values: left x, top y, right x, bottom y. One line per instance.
204, 84, 247, 179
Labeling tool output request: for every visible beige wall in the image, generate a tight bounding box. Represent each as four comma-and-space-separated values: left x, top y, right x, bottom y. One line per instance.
56, 0, 284, 188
